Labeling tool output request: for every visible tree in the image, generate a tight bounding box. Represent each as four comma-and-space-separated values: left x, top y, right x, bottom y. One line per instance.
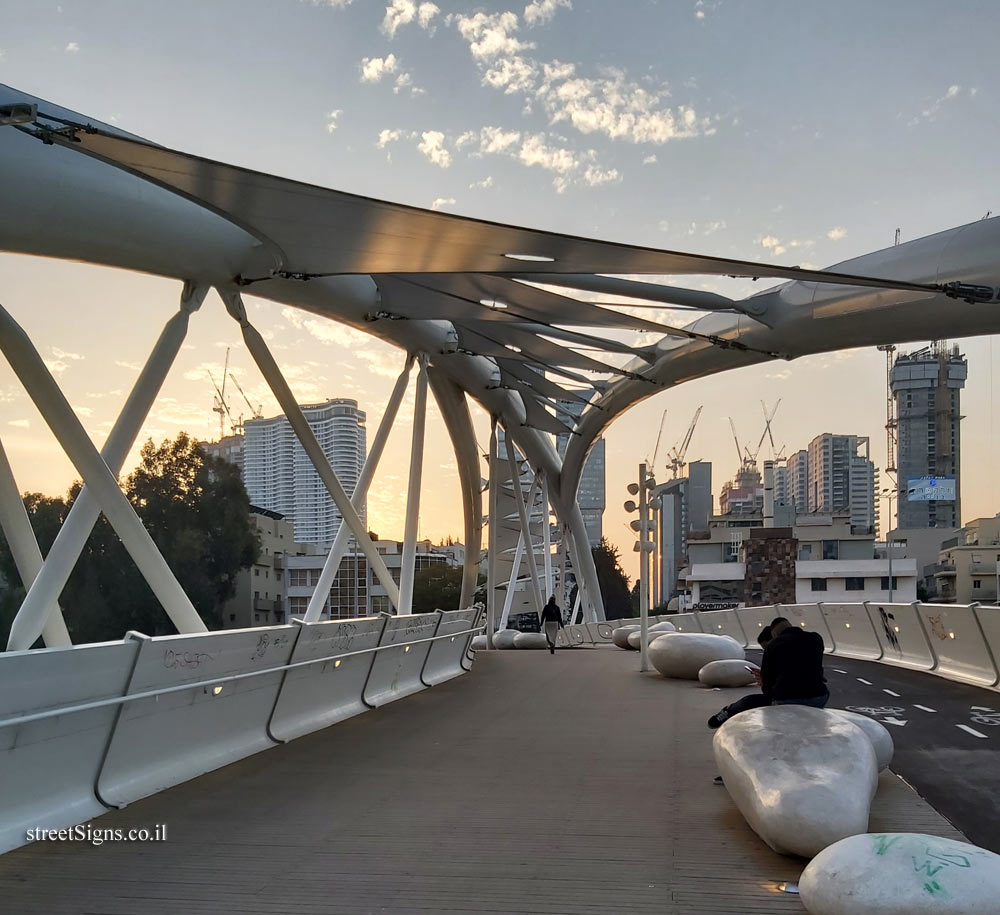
0, 433, 258, 645
411, 564, 482, 613
571, 538, 633, 618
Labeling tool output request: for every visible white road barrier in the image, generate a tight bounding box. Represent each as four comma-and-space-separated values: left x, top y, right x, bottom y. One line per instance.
817, 603, 883, 660
916, 603, 999, 687
0, 609, 484, 854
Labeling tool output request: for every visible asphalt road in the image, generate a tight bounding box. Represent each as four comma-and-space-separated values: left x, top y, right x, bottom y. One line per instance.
746, 648, 1000, 852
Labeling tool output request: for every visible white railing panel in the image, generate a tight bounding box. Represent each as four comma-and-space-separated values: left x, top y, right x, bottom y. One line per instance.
865, 601, 936, 670
669, 613, 703, 633
916, 603, 999, 687
973, 605, 1000, 684
735, 605, 779, 645
97, 627, 297, 808
695, 609, 748, 647
267, 616, 386, 743
817, 603, 882, 660
364, 614, 440, 707
585, 621, 614, 643
423, 609, 481, 686
0, 640, 138, 853
564, 624, 589, 645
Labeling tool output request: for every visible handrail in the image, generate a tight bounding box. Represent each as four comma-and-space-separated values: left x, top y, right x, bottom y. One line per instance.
0, 624, 485, 731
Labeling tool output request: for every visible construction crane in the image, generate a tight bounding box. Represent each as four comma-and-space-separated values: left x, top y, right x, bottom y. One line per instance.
728, 416, 747, 472
229, 372, 263, 432
756, 399, 785, 461
667, 406, 702, 478
208, 347, 234, 440
647, 408, 668, 471
876, 344, 897, 477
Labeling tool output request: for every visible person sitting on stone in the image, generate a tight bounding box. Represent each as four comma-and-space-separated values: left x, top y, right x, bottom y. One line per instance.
759, 615, 829, 708
707, 625, 774, 729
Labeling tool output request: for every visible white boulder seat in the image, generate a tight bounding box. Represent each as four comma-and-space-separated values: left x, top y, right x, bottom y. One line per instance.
649, 621, 676, 633
827, 709, 894, 772
799, 833, 1000, 915
513, 632, 549, 650
491, 629, 519, 650
713, 705, 879, 858
699, 659, 760, 688
624, 620, 677, 649
470, 634, 487, 651
612, 625, 641, 649
648, 632, 744, 679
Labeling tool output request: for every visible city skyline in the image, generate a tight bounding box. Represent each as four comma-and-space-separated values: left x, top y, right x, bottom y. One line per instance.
0, 1, 998, 578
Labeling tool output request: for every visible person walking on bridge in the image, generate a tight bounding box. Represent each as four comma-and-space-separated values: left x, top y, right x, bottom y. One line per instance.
540, 596, 564, 654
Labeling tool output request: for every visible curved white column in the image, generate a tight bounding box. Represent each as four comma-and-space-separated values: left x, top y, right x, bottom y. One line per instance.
223, 292, 402, 611
302, 355, 413, 622
0, 439, 71, 647
425, 365, 482, 611
504, 435, 543, 617
7, 285, 208, 650
398, 355, 429, 615
486, 420, 498, 648
0, 303, 207, 642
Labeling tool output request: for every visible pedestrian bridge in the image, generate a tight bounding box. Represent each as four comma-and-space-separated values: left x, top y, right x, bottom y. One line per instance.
1, 609, 983, 915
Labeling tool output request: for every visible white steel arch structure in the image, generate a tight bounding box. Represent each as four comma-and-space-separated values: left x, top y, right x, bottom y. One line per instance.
2, 83, 1000, 647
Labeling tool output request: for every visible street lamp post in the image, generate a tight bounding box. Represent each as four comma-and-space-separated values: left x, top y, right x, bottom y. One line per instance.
882, 487, 896, 602
626, 464, 656, 672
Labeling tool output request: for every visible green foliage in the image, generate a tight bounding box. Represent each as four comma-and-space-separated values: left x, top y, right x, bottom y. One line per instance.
0, 433, 258, 645
571, 538, 633, 618
411, 563, 481, 613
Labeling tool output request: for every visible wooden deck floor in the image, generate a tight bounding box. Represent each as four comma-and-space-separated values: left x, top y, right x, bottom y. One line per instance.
0, 645, 963, 914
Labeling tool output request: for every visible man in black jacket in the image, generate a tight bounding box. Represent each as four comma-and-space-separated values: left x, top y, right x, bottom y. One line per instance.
760, 616, 829, 707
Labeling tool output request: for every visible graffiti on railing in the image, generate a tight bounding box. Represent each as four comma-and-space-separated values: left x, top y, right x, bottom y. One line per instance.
162, 649, 216, 670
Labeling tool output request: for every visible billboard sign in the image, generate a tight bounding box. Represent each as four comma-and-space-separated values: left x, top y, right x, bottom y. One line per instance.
907, 476, 956, 502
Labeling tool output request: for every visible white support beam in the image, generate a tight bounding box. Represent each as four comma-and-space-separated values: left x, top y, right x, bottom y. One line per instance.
303, 355, 413, 622
541, 472, 553, 602
498, 531, 525, 631
504, 432, 543, 618
222, 292, 402, 611
0, 302, 207, 643
398, 355, 429, 616
486, 419, 498, 648
0, 439, 71, 647
7, 285, 208, 651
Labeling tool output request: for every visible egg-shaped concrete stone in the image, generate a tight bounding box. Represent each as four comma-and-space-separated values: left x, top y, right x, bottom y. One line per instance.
649, 621, 677, 633
698, 659, 759, 688
513, 632, 550, 650
713, 705, 879, 858
827, 709, 894, 772
491, 629, 518, 650
648, 632, 744, 679
800, 832, 1000, 914
470, 634, 487, 650
612, 625, 641, 649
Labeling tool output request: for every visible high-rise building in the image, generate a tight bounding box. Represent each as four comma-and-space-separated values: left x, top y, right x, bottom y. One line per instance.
806, 434, 876, 532
555, 396, 606, 544
891, 343, 966, 530
243, 399, 367, 546
786, 450, 809, 514
657, 461, 712, 602
201, 433, 245, 473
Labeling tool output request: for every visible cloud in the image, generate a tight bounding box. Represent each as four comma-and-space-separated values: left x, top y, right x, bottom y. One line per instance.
642, 154, 657, 165
469, 175, 494, 189
430, 196, 456, 210
8, 419, 29, 428
382, 0, 440, 39
64, 41, 79, 53
826, 226, 847, 241
377, 128, 402, 148
417, 130, 451, 168
51, 346, 83, 362
454, 11, 535, 59
517, 133, 578, 174
361, 53, 398, 82
582, 163, 621, 186
908, 84, 962, 126
759, 234, 787, 256
326, 109, 343, 133
282, 307, 370, 347
524, 0, 572, 27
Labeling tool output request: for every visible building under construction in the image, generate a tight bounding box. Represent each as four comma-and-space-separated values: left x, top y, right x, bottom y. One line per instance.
890, 343, 967, 530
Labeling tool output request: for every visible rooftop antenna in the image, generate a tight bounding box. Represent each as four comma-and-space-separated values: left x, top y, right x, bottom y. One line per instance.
894, 228, 900, 246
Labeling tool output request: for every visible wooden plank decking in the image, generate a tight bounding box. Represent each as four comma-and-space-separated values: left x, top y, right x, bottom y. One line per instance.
0, 645, 963, 914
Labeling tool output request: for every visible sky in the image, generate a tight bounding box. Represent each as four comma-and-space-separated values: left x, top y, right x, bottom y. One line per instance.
0, 0, 999, 579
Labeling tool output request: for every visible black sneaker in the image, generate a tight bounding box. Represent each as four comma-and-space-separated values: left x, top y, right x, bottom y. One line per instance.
707, 710, 729, 729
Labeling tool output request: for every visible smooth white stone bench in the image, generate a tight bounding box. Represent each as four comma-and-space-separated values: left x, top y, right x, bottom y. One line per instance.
648, 632, 744, 679
513, 632, 550, 650
491, 629, 518, 650
800, 832, 1000, 914
612, 625, 640, 649
828, 709, 893, 772
699, 658, 759, 687
713, 705, 878, 858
